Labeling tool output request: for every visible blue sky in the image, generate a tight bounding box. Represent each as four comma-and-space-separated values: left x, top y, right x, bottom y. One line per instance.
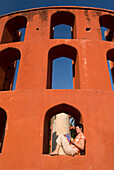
0, 0, 113, 16
0, 0, 113, 90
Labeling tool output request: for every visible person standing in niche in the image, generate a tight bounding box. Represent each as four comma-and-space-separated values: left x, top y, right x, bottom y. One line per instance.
50, 124, 86, 156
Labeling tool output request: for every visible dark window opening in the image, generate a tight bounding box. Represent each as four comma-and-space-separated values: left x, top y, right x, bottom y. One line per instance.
43, 103, 84, 155
0, 48, 21, 91
47, 44, 80, 89
50, 11, 75, 39
107, 49, 114, 90
86, 28, 91, 31
0, 108, 7, 153
99, 15, 114, 41
1, 16, 27, 44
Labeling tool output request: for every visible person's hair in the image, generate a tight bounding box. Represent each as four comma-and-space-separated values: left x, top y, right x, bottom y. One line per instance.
75, 123, 83, 132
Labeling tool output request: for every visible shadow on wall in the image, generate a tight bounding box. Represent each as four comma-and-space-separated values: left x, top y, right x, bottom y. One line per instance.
0, 108, 7, 153
43, 103, 83, 154
99, 15, 114, 41
1, 16, 27, 44
107, 48, 114, 90
0, 47, 21, 91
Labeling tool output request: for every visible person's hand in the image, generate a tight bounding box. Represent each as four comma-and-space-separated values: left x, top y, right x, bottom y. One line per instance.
70, 138, 74, 144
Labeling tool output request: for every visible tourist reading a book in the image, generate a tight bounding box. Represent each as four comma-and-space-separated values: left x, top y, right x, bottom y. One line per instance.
50, 124, 86, 156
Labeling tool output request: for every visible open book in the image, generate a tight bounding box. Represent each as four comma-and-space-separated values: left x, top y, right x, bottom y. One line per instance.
64, 133, 71, 142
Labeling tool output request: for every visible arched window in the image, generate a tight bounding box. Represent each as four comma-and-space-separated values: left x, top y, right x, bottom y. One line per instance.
107, 49, 114, 90
43, 103, 83, 154
0, 108, 7, 153
47, 44, 79, 89
50, 11, 75, 39
99, 15, 114, 41
1, 16, 27, 44
0, 47, 21, 90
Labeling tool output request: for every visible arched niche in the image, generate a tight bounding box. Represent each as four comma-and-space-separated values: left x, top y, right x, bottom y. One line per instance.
99, 15, 114, 41
0, 47, 21, 90
0, 108, 7, 153
50, 11, 76, 39
43, 103, 83, 154
46, 44, 80, 89
1, 16, 27, 44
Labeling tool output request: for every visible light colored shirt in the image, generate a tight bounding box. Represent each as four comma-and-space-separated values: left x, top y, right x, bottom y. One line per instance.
71, 133, 86, 154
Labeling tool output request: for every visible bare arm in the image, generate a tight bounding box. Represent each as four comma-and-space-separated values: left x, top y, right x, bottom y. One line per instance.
70, 138, 85, 150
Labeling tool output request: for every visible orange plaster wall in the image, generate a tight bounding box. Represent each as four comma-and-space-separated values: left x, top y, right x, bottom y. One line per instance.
0, 90, 113, 169
0, 39, 112, 91
0, 6, 113, 170
12, 40, 114, 90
